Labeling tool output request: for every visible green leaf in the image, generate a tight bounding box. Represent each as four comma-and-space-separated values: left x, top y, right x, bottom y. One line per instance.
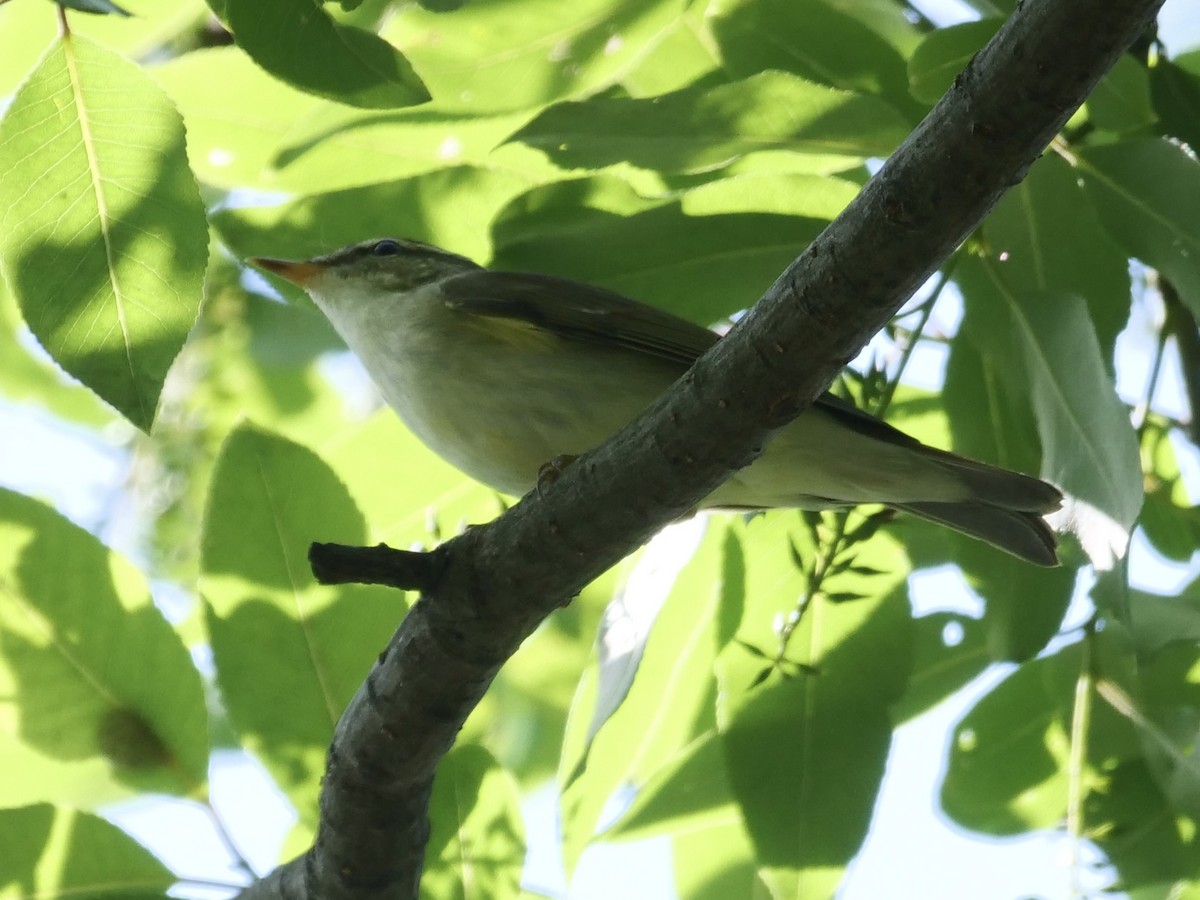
423, 744, 525, 900
0, 805, 172, 898
716, 514, 911, 898
942, 640, 1141, 834
267, 104, 549, 193
221, 0, 430, 109
907, 19, 1001, 105
1150, 58, 1200, 150
957, 258, 1144, 569
56, 0, 132, 16
618, 9, 722, 98
708, 0, 920, 118
1078, 139, 1200, 320
153, 47, 318, 190
383, 0, 687, 112
0, 35, 208, 431
0, 488, 208, 806
63, 0, 130, 14
891, 612, 989, 723
982, 154, 1131, 357
1087, 54, 1155, 132
1087, 759, 1200, 890
961, 531, 1076, 662
492, 173, 859, 325
1138, 423, 1200, 563
1127, 584, 1200, 660
201, 423, 407, 819
672, 819, 763, 900
559, 519, 724, 873
507, 71, 909, 174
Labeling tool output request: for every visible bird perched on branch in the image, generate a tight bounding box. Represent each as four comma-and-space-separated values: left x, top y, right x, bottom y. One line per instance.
252, 238, 1061, 566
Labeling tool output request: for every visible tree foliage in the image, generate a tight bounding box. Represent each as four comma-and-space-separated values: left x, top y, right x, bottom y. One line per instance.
0, 0, 1197, 898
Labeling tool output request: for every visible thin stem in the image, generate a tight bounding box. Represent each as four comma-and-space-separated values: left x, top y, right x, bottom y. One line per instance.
202, 794, 257, 881
1135, 298, 1169, 437
874, 260, 958, 418
1065, 627, 1095, 898
57, 1, 70, 35
775, 512, 849, 662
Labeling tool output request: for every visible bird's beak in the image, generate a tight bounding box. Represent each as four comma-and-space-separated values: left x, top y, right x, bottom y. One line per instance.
249, 257, 327, 288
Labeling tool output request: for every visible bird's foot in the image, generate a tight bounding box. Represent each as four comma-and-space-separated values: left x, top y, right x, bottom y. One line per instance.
537, 454, 579, 497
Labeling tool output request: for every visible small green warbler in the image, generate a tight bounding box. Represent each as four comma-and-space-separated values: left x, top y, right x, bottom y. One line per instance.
251, 238, 1061, 565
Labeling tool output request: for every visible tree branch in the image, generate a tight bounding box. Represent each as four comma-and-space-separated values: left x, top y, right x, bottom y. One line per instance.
236, 0, 1165, 896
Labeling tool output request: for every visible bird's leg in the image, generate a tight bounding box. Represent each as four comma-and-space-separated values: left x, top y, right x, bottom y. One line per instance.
537, 454, 580, 497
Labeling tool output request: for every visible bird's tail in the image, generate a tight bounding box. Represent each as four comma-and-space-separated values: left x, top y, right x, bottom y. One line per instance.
890, 448, 1062, 566
902, 453, 1060, 566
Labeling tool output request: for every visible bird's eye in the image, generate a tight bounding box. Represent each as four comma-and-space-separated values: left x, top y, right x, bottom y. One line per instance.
371, 239, 404, 257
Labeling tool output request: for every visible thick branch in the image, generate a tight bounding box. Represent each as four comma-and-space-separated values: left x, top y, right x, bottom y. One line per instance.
237, 0, 1165, 897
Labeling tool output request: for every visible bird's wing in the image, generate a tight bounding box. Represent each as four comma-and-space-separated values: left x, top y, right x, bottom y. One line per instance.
440, 269, 921, 447
439, 270, 719, 368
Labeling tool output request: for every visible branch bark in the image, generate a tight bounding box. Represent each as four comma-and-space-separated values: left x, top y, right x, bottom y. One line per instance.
237, 0, 1165, 896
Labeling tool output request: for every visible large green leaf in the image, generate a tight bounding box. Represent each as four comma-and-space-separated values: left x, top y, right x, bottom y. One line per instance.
716, 514, 912, 898
957, 258, 1144, 569
0, 805, 172, 899
708, 0, 920, 118
423, 745, 525, 900
1078, 139, 1200, 319
982, 154, 1131, 357
221, 0, 430, 109
507, 71, 908, 174
0, 35, 208, 430
942, 640, 1141, 834
492, 173, 859, 325
200, 424, 408, 820
383, 0, 687, 112
0, 489, 208, 807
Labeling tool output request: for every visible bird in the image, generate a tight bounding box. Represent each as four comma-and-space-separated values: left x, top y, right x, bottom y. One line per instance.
250, 237, 1062, 566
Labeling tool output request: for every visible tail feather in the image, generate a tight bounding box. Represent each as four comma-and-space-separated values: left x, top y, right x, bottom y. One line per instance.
894, 500, 1060, 566
924, 449, 1063, 514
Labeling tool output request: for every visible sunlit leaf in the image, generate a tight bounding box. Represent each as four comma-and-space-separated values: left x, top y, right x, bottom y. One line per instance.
716, 514, 911, 898
0, 489, 207, 807
423, 745, 525, 900
0, 35, 208, 430
201, 424, 407, 820
942, 639, 1141, 834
